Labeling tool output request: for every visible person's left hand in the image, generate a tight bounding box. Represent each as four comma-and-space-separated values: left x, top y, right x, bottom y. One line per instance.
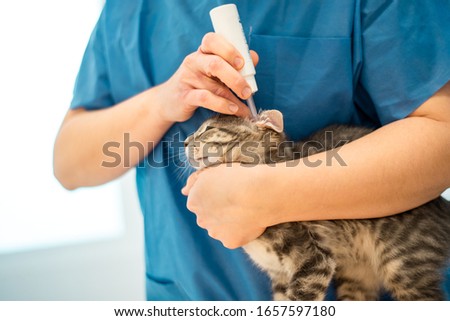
181, 163, 269, 249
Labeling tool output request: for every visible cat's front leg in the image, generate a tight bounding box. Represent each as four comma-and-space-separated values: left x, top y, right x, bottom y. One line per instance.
268, 272, 290, 301
286, 252, 335, 301
271, 282, 289, 300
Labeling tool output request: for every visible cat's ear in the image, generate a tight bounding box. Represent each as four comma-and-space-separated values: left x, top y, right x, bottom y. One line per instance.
256, 110, 284, 133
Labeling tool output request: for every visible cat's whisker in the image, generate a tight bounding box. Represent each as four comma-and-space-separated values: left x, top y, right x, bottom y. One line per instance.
162, 152, 185, 161
174, 161, 195, 182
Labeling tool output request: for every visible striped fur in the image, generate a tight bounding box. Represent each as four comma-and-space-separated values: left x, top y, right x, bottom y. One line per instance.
185, 113, 450, 300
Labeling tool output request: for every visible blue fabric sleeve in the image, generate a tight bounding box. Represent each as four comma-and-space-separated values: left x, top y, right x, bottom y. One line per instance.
70, 7, 113, 110
355, 0, 450, 125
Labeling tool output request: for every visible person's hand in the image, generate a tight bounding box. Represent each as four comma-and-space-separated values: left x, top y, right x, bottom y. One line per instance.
156, 32, 259, 123
181, 163, 271, 249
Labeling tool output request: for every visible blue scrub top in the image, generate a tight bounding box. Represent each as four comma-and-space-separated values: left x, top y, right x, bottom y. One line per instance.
70, 0, 450, 300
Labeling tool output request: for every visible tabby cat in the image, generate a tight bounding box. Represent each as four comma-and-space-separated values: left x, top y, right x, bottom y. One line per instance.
184, 110, 450, 301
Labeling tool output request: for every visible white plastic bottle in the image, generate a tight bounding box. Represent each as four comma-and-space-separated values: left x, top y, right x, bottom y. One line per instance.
210, 4, 259, 118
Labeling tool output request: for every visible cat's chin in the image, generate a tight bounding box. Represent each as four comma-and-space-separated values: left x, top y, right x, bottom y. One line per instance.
188, 156, 223, 170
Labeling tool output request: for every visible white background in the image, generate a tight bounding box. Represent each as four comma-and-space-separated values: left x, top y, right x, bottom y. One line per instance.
0, 0, 145, 300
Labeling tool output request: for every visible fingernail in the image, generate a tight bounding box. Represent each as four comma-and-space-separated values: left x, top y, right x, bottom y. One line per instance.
242, 87, 252, 99
229, 104, 239, 113
234, 57, 243, 68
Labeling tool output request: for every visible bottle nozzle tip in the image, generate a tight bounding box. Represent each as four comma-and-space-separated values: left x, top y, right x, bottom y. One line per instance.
246, 96, 258, 119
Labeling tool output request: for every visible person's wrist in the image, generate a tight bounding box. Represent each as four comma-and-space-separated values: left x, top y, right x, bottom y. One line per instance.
145, 84, 176, 126
258, 162, 300, 226
252, 164, 288, 228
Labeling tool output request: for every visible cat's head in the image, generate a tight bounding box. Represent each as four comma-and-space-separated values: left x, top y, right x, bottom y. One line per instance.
184, 110, 287, 169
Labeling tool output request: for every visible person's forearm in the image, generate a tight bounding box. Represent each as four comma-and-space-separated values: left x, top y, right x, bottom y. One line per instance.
55, 32, 259, 190
265, 108, 450, 226
53, 85, 173, 189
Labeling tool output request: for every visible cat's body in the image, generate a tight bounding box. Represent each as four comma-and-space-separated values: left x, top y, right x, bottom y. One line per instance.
184, 111, 450, 300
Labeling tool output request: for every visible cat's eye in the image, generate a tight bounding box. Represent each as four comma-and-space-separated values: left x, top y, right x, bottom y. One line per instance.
204, 125, 216, 131
198, 125, 216, 135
